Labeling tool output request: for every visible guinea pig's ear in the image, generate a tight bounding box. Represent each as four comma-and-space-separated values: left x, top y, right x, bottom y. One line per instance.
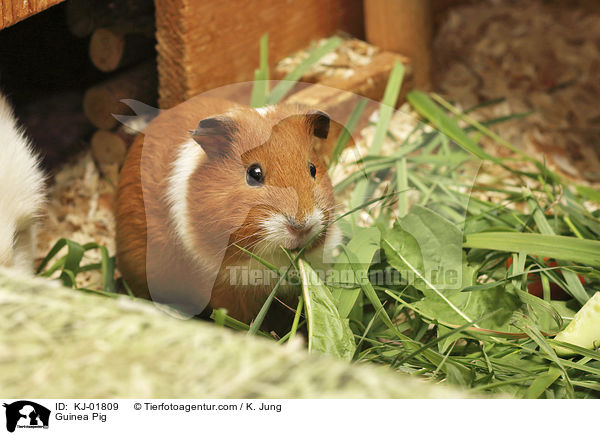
306, 110, 330, 139
191, 116, 237, 158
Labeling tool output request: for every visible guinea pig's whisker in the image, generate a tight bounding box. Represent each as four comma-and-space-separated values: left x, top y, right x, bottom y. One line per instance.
199, 214, 265, 240
320, 203, 342, 218
323, 202, 342, 213
217, 228, 268, 257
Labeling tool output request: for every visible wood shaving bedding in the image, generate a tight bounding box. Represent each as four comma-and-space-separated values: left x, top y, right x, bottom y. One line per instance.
36, 152, 118, 289
275, 37, 380, 82
433, 0, 600, 183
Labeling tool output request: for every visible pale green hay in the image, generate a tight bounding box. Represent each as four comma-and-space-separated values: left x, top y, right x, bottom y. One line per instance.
0, 269, 471, 398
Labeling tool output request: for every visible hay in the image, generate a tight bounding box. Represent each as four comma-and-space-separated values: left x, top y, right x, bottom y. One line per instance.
0, 269, 470, 398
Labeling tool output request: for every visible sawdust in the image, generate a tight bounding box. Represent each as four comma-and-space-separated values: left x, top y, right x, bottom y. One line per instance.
275, 37, 380, 82
434, 0, 600, 182
36, 152, 118, 289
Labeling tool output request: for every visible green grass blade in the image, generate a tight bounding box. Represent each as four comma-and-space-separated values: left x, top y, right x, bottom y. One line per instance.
329, 99, 367, 169
234, 243, 281, 274
464, 232, 600, 268
250, 33, 270, 108
407, 91, 497, 162
576, 185, 600, 204
527, 196, 589, 304
523, 366, 561, 398
515, 314, 574, 398
396, 157, 409, 217
368, 61, 405, 156
266, 36, 343, 104
60, 240, 86, 287
99, 247, 116, 293
36, 238, 67, 274
286, 296, 303, 344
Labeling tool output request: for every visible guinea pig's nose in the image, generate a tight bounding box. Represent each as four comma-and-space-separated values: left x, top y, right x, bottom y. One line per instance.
286, 217, 312, 235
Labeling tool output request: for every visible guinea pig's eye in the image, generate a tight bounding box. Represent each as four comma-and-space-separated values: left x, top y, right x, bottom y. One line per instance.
308, 162, 317, 179
246, 163, 264, 186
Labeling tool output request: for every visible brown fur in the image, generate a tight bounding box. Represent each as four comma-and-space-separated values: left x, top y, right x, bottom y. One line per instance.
116, 97, 336, 327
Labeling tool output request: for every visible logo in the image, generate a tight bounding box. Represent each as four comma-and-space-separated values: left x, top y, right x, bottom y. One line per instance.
3, 401, 50, 433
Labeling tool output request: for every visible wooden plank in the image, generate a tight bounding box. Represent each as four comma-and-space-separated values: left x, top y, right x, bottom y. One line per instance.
364, 0, 432, 90
0, 0, 64, 30
155, 0, 364, 109
285, 51, 412, 109
284, 51, 413, 160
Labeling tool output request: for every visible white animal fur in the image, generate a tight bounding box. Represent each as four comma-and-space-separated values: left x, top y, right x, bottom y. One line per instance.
165, 139, 220, 271
255, 106, 275, 117
0, 93, 45, 273
260, 209, 325, 250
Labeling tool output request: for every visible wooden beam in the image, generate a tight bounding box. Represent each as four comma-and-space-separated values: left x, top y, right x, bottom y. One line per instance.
285, 51, 411, 109
155, 0, 364, 109
364, 0, 432, 90
0, 0, 64, 30
284, 51, 413, 160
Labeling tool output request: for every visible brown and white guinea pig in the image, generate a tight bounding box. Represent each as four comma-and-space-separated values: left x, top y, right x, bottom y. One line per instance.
116, 96, 340, 325
0, 92, 45, 274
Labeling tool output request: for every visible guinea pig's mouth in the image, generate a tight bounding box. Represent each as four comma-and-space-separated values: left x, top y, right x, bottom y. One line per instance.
260, 211, 326, 251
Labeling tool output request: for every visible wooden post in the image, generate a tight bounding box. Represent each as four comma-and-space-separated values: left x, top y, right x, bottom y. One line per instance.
154, 0, 364, 109
364, 0, 432, 90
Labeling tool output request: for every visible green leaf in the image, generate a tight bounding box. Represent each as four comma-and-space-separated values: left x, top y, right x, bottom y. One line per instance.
330, 226, 381, 318
383, 205, 519, 331
298, 259, 356, 360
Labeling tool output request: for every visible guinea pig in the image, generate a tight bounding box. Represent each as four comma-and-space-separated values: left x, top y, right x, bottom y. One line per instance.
0, 92, 45, 274
116, 96, 339, 326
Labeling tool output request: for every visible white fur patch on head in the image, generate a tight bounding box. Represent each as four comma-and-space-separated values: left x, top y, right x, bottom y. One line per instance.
260, 209, 326, 250
255, 106, 275, 117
